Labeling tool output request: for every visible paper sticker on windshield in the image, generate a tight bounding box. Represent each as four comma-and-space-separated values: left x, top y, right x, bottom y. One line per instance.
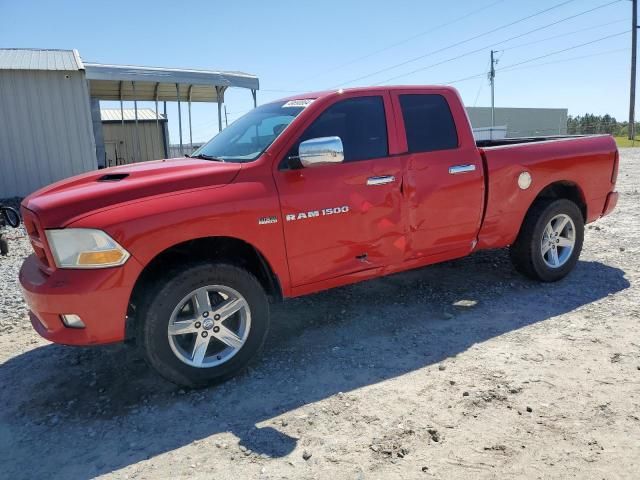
282, 99, 314, 108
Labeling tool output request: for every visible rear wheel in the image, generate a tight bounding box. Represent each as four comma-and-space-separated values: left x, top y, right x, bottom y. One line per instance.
510, 198, 584, 282
138, 263, 269, 388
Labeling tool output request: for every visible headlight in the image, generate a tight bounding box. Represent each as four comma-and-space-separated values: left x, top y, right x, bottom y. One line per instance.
45, 229, 130, 269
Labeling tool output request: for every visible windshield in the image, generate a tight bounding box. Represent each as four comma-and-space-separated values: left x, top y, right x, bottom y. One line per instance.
191, 100, 310, 162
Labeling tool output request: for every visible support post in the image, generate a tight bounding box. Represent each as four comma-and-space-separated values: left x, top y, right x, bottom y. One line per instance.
89, 98, 106, 168
163, 101, 168, 157
251, 89, 257, 108
630, 0, 638, 141
119, 81, 124, 165
188, 85, 193, 152
154, 82, 160, 128
162, 121, 170, 159
176, 83, 183, 155
216, 86, 223, 132
119, 81, 124, 127
132, 82, 141, 163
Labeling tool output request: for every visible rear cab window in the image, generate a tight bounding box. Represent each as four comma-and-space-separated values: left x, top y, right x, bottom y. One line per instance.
398, 94, 458, 153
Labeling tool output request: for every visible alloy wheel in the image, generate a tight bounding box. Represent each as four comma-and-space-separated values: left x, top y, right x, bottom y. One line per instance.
167, 285, 251, 368
540, 213, 576, 269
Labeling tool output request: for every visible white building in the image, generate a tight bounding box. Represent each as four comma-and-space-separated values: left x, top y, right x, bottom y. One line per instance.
0, 48, 259, 198
466, 106, 568, 138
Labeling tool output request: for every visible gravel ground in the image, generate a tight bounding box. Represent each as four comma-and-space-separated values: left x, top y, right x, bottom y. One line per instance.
1, 151, 639, 480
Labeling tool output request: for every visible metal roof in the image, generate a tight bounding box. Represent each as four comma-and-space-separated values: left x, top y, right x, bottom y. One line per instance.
85, 62, 259, 102
100, 108, 167, 122
0, 48, 84, 71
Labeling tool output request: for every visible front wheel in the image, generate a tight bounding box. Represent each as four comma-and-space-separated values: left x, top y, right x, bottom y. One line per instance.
510, 198, 584, 282
138, 263, 270, 388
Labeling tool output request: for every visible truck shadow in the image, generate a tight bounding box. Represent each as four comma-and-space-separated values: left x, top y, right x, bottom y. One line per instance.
0, 250, 630, 479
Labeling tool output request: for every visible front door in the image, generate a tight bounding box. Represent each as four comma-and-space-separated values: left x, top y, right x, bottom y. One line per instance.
274, 94, 407, 287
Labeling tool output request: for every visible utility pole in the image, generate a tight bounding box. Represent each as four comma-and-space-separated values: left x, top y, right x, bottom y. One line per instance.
489, 50, 498, 140
490, 50, 496, 128
629, 0, 638, 140
224, 105, 229, 127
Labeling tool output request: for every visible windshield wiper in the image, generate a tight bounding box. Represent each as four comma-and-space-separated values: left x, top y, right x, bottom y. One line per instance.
188, 153, 225, 162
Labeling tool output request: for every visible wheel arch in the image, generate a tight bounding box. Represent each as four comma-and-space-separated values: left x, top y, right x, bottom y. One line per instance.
126, 236, 282, 341
530, 180, 587, 222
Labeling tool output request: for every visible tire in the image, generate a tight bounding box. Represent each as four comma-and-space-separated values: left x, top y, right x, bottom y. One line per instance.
510, 198, 584, 282
138, 263, 269, 388
1, 207, 20, 228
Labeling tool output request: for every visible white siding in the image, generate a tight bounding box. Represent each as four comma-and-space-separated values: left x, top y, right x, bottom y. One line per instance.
0, 70, 97, 198
102, 122, 166, 165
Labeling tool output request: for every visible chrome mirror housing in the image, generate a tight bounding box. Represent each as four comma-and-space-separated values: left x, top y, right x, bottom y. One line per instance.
298, 136, 344, 168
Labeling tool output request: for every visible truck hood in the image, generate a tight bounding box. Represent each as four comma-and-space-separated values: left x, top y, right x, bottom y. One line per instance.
23, 158, 242, 227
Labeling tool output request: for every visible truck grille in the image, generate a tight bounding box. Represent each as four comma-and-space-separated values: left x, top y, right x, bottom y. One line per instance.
21, 207, 53, 273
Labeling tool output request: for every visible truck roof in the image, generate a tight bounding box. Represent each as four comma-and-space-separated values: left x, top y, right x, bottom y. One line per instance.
274, 85, 459, 103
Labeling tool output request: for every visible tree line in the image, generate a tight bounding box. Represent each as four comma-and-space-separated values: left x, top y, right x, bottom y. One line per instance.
567, 114, 638, 137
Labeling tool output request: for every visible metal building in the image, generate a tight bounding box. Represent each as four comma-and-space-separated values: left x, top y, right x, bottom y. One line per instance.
0, 48, 259, 198
100, 109, 168, 166
466, 107, 568, 138
0, 49, 96, 198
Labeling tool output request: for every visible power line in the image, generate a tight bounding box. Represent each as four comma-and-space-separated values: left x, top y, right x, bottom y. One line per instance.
473, 59, 491, 106
444, 40, 629, 87
499, 47, 629, 73
297, 0, 507, 83
251, 42, 630, 113
499, 30, 628, 70
328, 0, 583, 88
374, 1, 624, 85
468, 47, 629, 107
260, 89, 303, 93
446, 72, 488, 86
501, 18, 627, 51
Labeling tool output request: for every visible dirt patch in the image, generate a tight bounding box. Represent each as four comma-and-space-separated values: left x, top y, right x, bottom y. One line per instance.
1, 151, 639, 479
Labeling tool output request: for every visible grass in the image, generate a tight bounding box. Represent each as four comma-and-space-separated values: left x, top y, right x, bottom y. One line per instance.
614, 136, 640, 148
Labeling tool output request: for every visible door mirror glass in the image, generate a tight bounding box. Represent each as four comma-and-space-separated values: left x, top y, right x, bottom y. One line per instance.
298, 136, 344, 168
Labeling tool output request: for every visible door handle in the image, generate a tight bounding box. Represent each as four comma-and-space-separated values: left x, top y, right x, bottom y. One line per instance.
448, 164, 476, 175
367, 175, 395, 186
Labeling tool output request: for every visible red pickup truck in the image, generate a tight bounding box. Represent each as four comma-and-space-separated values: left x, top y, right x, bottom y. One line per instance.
20, 86, 619, 387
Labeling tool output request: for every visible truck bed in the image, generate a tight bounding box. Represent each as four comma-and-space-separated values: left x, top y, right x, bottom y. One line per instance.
475, 134, 617, 250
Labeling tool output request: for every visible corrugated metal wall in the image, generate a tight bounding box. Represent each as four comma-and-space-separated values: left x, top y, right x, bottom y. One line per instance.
102, 121, 166, 166
0, 70, 97, 198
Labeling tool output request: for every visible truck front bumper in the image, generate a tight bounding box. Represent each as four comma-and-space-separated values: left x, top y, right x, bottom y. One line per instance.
19, 254, 143, 345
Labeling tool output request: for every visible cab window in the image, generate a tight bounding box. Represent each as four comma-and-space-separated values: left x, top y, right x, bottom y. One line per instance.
288, 96, 388, 165
399, 94, 458, 153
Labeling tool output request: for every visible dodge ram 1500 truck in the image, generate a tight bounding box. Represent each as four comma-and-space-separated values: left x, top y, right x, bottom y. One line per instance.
19, 86, 619, 387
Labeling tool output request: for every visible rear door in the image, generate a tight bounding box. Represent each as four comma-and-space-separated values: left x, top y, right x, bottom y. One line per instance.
273, 93, 407, 287
391, 89, 485, 260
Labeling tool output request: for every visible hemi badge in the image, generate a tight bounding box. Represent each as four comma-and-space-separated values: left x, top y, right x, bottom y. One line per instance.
258, 216, 278, 225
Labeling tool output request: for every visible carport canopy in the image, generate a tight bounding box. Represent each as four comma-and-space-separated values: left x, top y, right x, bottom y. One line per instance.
84, 62, 259, 103
84, 62, 260, 159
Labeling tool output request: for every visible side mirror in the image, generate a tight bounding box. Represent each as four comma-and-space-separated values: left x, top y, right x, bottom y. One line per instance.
298, 136, 344, 168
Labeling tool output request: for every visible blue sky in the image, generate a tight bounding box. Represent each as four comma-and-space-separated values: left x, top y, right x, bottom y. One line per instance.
0, 0, 632, 143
